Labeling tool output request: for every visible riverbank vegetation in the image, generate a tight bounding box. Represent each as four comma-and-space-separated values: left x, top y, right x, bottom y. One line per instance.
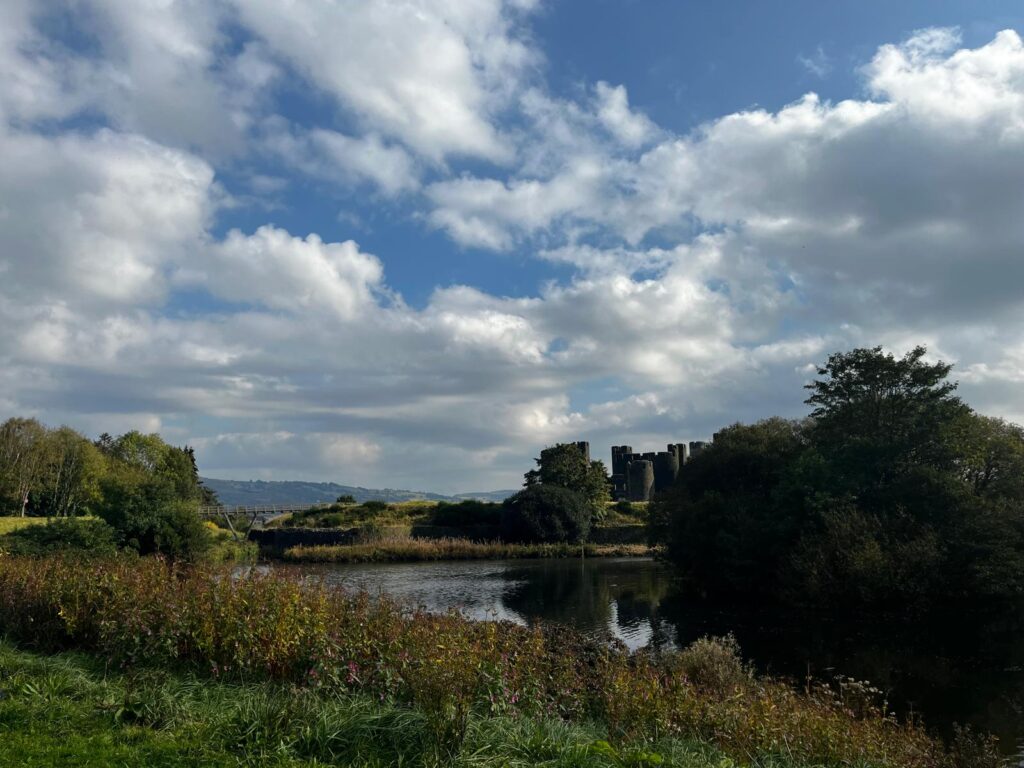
0, 639, 748, 768
0, 554, 997, 767
651, 346, 1024, 621
283, 537, 650, 563
0, 421, 218, 560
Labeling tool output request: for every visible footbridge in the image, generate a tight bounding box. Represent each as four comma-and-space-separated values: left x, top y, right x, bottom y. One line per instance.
197, 502, 333, 534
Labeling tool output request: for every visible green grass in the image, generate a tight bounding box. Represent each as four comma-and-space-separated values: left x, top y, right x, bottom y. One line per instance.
283, 537, 653, 563
0, 639, 737, 768
0, 516, 49, 535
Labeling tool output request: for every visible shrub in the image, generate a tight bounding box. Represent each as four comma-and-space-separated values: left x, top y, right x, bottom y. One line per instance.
335, 494, 356, 504
317, 513, 346, 528
95, 478, 209, 560
361, 500, 389, 512
431, 500, 502, 528
501, 485, 590, 544
615, 500, 635, 516
671, 634, 751, 695
355, 520, 387, 543
0, 517, 118, 557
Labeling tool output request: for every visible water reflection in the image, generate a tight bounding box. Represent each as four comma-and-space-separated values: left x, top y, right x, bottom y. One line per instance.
302, 556, 676, 651
292, 556, 1024, 759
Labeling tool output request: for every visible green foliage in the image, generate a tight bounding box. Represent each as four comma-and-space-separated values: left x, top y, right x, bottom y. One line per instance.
335, 494, 356, 504
1, 419, 212, 560
282, 499, 430, 529
0, 517, 118, 557
0, 557, 969, 767
95, 477, 209, 560
673, 634, 751, 696
525, 443, 610, 519
431, 499, 502, 527
14, 638, 963, 768
0, 418, 105, 517
654, 345, 1024, 616
651, 418, 806, 598
502, 484, 591, 543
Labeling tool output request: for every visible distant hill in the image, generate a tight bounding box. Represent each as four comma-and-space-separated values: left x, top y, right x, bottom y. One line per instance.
200, 478, 514, 507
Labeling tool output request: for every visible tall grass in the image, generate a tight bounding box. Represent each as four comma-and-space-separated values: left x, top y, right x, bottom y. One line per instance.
0, 640, 747, 767
0, 555, 996, 767
283, 537, 651, 563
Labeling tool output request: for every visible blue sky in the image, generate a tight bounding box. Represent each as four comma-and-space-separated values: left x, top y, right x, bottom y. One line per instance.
3, 1, 1024, 492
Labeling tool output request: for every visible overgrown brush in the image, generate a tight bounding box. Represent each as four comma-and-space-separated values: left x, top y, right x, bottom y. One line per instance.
0, 555, 1000, 767
283, 537, 650, 562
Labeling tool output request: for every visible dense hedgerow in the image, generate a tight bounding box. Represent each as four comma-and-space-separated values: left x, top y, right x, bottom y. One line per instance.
0, 555, 986, 767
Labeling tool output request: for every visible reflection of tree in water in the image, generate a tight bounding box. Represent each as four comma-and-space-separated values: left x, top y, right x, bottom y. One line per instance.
660, 592, 1024, 754
500, 559, 677, 650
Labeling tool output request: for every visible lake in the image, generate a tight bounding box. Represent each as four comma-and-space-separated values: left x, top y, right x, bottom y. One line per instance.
292, 556, 1024, 761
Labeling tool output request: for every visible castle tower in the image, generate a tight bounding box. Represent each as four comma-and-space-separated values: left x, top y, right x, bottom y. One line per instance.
574, 441, 591, 463
653, 451, 680, 493
671, 442, 690, 464
611, 445, 633, 476
689, 440, 709, 458
627, 460, 654, 501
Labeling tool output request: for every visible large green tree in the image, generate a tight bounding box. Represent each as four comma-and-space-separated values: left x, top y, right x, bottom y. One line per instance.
524, 443, 610, 519
654, 346, 1024, 616
0, 418, 49, 517
95, 431, 210, 559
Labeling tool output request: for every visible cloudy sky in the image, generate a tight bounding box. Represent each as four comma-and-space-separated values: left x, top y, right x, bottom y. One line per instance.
3, 1, 1024, 493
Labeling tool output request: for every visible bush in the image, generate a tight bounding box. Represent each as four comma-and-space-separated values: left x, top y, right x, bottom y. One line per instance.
501, 485, 590, 544
614, 500, 635, 516
0, 517, 118, 557
361, 500, 389, 512
335, 494, 356, 504
431, 500, 501, 528
96, 478, 209, 560
355, 520, 387, 543
317, 513, 346, 528
672, 634, 751, 695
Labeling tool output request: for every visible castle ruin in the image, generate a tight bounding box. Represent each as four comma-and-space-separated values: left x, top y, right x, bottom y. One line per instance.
610, 440, 710, 501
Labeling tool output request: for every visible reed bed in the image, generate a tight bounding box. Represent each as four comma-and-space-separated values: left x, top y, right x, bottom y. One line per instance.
0, 554, 992, 767
283, 537, 651, 563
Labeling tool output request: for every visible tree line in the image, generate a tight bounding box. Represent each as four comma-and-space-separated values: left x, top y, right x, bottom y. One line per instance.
0, 419, 215, 558
650, 346, 1024, 617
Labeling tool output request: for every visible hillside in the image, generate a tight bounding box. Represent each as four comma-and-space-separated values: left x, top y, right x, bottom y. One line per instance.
200, 478, 513, 507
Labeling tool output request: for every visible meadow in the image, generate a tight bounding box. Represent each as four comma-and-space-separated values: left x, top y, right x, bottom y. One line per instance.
0, 554, 998, 768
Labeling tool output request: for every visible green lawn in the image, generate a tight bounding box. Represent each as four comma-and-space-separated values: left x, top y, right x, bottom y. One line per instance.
0, 516, 48, 535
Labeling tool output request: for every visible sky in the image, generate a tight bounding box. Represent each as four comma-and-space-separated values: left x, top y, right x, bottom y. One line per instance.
3, 1, 1024, 494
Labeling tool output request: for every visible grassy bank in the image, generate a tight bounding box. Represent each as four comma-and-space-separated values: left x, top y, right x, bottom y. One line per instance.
283, 537, 651, 563
0, 515, 54, 535
0, 555, 998, 767
0, 640, 740, 767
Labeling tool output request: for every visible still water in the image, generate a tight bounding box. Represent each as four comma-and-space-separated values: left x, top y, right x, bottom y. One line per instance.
295, 557, 1024, 760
